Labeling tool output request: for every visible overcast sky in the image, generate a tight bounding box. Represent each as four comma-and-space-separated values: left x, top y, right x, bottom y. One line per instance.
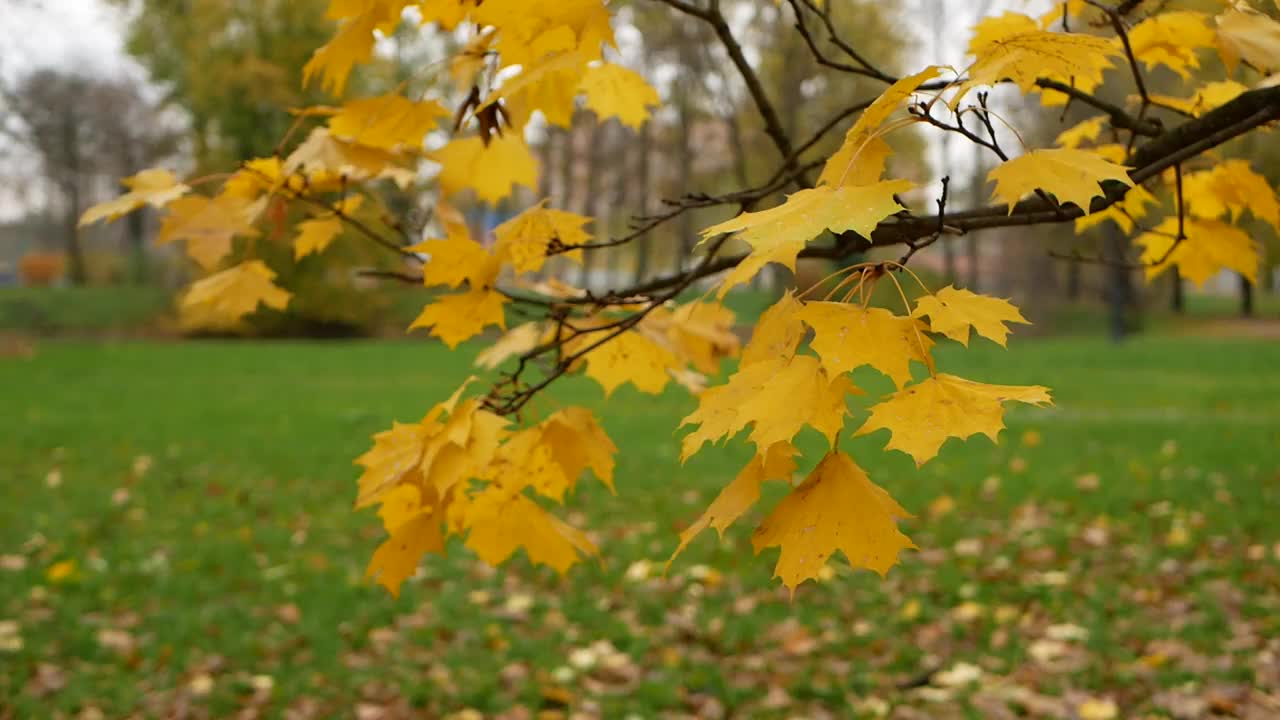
0, 0, 133, 82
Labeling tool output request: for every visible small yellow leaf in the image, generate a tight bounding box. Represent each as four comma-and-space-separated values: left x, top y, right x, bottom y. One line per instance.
293, 217, 344, 259
1128, 11, 1216, 79
475, 322, 545, 369
46, 560, 77, 584
79, 169, 189, 226
799, 302, 933, 388
463, 486, 597, 575
303, 12, 381, 95
327, 93, 450, 150
701, 180, 913, 295
857, 374, 1052, 467
583, 330, 676, 396
408, 233, 500, 289
819, 66, 943, 187
988, 148, 1132, 214
667, 443, 797, 567
283, 127, 400, 179
911, 286, 1030, 347
956, 27, 1119, 103
577, 62, 660, 129
751, 451, 915, 593
179, 261, 291, 326
158, 194, 262, 270
494, 203, 591, 273
1136, 217, 1259, 287
1054, 117, 1105, 149
431, 134, 539, 204
366, 510, 444, 597
409, 288, 508, 349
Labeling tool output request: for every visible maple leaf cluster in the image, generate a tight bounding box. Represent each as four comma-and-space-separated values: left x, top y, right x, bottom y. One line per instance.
78, 0, 1280, 595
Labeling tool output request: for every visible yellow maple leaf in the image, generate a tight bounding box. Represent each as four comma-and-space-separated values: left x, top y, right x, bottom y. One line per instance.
475, 322, 545, 369
462, 485, 597, 574
158, 194, 262, 270
956, 27, 1119, 104
294, 218, 344, 260
419, 0, 475, 30
857, 374, 1052, 467
799, 302, 933, 388
431, 134, 539, 204
583, 330, 677, 396
1183, 160, 1280, 234
751, 451, 915, 593
377, 484, 426, 533
539, 407, 616, 492
354, 421, 430, 509
701, 180, 913, 295
366, 509, 444, 597
493, 202, 591, 273
284, 127, 400, 180
409, 288, 508, 348
577, 62, 660, 129
820, 66, 942, 188
681, 355, 855, 460
407, 232, 500, 289
1128, 11, 1216, 79
1136, 217, 1259, 287
480, 50, 587, 128
1148, 80, 1248, 118
79, 169, 189, 226
1055, 117, 1105, 149
326, 93, 450, 150
657, 301, 741, 375
1217, 7, 1280, 74
303, 1, 407, 95
741, 291, 805, 366
667, 443, 797, 567
988, 148, 1132, 214
911, 286, 1030, 347
179, 260, 292, 326
1074, 184, 1158, 234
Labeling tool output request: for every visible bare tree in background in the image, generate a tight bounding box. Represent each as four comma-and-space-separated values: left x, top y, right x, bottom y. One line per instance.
0, 69, 181, 284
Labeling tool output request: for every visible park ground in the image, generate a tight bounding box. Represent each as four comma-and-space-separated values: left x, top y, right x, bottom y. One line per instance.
2, 289, 1280, 718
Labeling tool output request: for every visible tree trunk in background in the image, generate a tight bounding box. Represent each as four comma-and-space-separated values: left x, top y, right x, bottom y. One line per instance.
1066, 260, 1081, 301
1103, 225, 1135, 341
557, 120, 576, 212
127, 207, 147, 284
608, 122, 630, 281
537, 130, 555, 201
1170, 268, 1184, 314
578, 116, 601, 289
1240, 274, 1254, 317
633, 121, 653, 284
676, 95, 695, 275
60, 114, 88, 286
966, 145, 984, 291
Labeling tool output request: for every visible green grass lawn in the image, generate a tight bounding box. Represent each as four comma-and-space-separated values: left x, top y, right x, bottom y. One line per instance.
2, 336, 1279, 718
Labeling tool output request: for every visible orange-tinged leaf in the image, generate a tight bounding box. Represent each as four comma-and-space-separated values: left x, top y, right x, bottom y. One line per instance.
366, 510, 444, 597
701, 180, 913, 295
577, 62, 660, 129
820, 66, 942, 187
463, 486, 597, 574
857, 374, 1052, 466
1136, 217, 1260, 287
667, 443, 796, 567
911, 286, 1030, 347
327, 93, 450, 150
494, 202, 591, 273
798, 302, 933, 388
79, 169, 189, 226
583, 330, 676, 396
988, 148, 1132, 214
751, 451, 915, 593
179, 260, 292, 327
431, 134, 539, 204
409, 288, 508, 348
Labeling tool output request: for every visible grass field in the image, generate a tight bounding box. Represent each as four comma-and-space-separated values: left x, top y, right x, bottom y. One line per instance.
2, 336, 1279, 718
